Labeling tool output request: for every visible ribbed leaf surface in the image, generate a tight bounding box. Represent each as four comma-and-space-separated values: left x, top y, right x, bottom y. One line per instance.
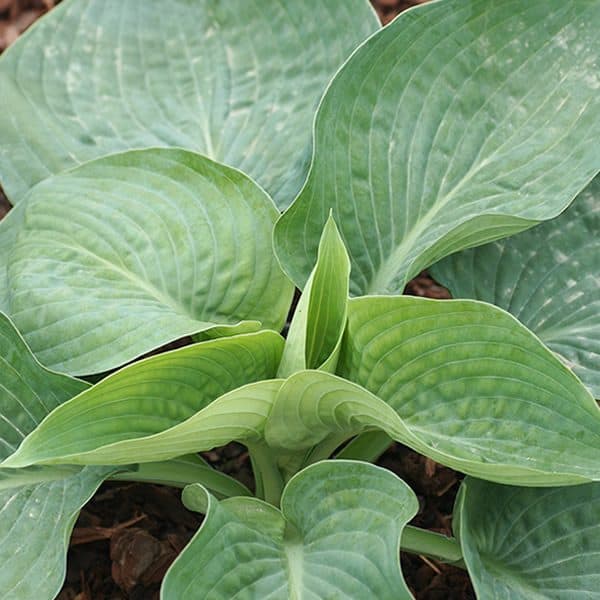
0, 0, 378, 208
0, 204, 25, 313
431, 176, 600, 397
6, 149, 292, 374
457, 478, 600, 598
334, 296, 600, 484
162, 461, 417, 599
275, 0, 600, 294
0, 312, 87, 458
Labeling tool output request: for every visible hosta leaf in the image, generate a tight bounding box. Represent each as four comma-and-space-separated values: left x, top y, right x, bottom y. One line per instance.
3, 331, 283, 468
265, 370, 411, 452
332, 296, 600, 485
0, 0, 379, 208
6, 149, 292, 374
431, 176, 600, 397
278, 216, 350, 377
275, 0, 600, 295
0, 465, 115, 599
0, 312, 117, 598
456, 477, 600, 598
162, 461, 417, 599
0, 204, 26, 313
0, 312, 88, 458
9, 379, 284, 467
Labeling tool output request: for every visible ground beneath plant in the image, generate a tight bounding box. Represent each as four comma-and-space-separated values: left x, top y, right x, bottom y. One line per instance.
2, 1, 474, 597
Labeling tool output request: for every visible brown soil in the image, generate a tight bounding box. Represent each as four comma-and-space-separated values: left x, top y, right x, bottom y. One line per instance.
1, 1, 474, 598
0, 0, 55, 50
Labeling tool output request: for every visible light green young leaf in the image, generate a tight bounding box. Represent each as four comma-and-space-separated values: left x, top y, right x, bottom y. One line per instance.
456, 478, 600, 598
6, 149, 293, 375
275, 0, 600, 295
0, 312, 117, 598
162, 461, 417, 599
0, 0, 379, 208
329, 296, 600, 485
3, 331, 283, 468
278, 216, 350, 377
9, 379, 284, 467
431, 176, 600, 397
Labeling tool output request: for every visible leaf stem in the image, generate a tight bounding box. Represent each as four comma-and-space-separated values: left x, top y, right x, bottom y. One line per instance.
109, 456, 251, 499
335, 431, 393, 462
248, 441, 284, 506
302, 433, 352, 467
401, 525, 465, 568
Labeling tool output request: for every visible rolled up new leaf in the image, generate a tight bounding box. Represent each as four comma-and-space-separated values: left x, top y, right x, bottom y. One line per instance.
0, 0, 379, 208
431, 176, 600, 397
6, 149, 293, 374
275, 0, 600, 295
278, 216, 350, 377
456, 477, 600, 598
2, 330, 283, 468
162, 461, 417, 599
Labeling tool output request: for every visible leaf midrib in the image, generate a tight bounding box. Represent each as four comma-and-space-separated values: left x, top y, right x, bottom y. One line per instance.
283, 525, 304, 600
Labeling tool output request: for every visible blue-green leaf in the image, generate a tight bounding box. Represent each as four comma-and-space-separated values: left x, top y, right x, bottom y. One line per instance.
162, 461, 418, 599
457, 478, 600, 598
275, 0, 600, 294
431, 176, 600, 397
6, 149, 292, 374
0, 0, 379, 208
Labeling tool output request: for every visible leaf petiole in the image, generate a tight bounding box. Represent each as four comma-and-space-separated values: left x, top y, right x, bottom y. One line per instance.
336, 431, 393, 462
109, 456, 251, 499
401, 526, 465, 568
248, 441, 284, 506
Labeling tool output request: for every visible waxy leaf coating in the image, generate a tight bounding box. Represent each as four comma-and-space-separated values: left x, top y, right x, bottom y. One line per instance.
457, 478, 600, 598
0, 0, 379, 208
432, 176, 600, 397
6, 149, 293, 374
275, 0, 600, 295
162, 461, 418, 599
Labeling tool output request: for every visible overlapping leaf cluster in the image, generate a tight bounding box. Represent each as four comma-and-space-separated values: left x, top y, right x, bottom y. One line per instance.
0, 0, 598, 598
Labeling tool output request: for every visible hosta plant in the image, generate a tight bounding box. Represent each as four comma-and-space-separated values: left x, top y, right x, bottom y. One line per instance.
0, 0, 599, 598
